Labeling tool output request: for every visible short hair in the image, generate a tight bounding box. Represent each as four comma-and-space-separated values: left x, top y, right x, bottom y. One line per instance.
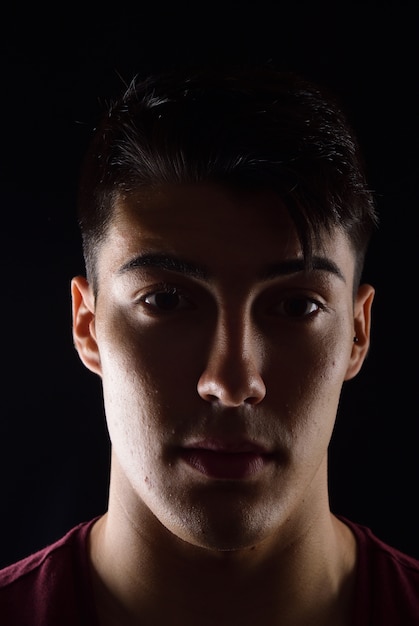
77, 63, 378, 289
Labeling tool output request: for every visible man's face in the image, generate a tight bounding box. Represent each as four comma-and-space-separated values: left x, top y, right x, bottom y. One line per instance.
72, 184, 373, 552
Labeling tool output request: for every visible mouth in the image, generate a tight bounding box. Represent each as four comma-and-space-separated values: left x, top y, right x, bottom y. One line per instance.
179, 440, 273, 480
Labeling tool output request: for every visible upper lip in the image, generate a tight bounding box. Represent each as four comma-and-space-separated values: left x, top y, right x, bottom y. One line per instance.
182, 438, 271, 454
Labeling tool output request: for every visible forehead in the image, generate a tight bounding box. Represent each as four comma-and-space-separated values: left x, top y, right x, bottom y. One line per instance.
97, 184, 354, 282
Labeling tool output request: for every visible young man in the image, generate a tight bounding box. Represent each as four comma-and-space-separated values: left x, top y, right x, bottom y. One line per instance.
1, 64, 418, 625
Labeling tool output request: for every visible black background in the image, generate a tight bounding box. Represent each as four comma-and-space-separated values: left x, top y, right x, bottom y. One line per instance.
1, 3, 418, 568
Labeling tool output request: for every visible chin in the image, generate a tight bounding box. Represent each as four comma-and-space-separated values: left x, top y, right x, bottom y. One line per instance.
177, 525, 267, 553
166, 497, 280, 553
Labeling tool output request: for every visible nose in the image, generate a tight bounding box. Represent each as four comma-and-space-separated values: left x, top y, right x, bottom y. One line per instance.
197, 313, 266, 407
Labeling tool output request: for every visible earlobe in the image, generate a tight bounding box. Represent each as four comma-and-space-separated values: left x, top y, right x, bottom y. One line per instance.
344, 283, 375, 381
71, 276, 102, 377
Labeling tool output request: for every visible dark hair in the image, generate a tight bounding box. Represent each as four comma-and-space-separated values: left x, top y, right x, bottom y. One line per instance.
77, 63, 378, 289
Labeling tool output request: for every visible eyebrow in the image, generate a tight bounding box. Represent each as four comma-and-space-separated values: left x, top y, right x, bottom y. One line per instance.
261, 256, 346, 282
118, 253, 345, 283
118, 254, 209, 279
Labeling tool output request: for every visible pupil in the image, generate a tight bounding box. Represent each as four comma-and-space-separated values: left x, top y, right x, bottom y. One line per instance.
155, 292, 179, 310
286, 298, 308, 316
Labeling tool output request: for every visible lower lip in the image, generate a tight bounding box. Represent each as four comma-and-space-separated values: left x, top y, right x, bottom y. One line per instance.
180, 449, 269, 480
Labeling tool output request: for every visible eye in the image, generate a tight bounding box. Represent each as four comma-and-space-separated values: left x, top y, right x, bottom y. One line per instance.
140, 286, 192, 312
272, 296, 323, 318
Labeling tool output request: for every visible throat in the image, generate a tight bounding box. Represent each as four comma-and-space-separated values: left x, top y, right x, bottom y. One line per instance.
88, 513, 357, 626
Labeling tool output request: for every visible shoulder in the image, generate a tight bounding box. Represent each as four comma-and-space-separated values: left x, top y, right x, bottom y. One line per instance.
0, 517, 99, 626
340, 516, 419, 624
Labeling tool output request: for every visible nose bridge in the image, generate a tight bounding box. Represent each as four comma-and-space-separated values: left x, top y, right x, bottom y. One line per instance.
197, 300, 266, 406
217, 305, 257, 366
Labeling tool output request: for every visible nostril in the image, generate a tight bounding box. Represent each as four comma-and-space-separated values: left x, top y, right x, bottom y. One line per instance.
196, 320, 266, 406
197, 370, 266, 407
245, 393, 265, 405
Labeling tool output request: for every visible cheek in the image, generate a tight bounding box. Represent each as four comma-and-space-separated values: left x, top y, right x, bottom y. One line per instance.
310, 332, 353, 403
96, 308, 201, 443
267, 327, 353, 419
95, 319, 164, 457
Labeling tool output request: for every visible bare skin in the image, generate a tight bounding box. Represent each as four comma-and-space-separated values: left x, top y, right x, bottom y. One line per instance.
72, 184, 374, 625
88, 497, 356, 626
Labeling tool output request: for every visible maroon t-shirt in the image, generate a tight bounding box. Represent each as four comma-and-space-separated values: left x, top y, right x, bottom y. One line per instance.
0, 516, 418, 624
0, 518, 99, 626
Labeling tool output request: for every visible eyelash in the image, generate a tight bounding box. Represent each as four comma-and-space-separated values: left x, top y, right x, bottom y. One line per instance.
138, 284, 326, 320
269, 296, 326, 319
139, 283, 192, 313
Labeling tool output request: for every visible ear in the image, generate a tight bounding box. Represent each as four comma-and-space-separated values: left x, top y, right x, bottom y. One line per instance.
71, 276, 102, 377
344, 283, 375, 381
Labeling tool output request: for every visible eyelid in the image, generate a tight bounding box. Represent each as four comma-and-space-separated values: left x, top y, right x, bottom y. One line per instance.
137, 281, 181, 297
265, 293, 327, 319
137, 282, 194, 312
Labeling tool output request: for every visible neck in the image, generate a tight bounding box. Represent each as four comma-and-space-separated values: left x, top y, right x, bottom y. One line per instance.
89, 463, 356, 626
